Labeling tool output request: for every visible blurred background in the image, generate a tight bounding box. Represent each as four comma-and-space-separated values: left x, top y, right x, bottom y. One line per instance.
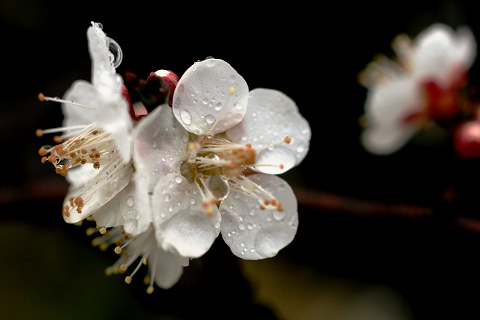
2, 0, 480, 319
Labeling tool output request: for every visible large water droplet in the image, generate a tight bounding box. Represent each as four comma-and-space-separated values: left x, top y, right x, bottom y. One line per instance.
180, 110, 192, 125
106, 37, 123, 68
126, 196, 134, 207
202, 98, 209, 105
205, 114, 216, 124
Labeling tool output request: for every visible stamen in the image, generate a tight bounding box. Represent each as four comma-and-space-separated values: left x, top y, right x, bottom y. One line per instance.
38, 93, 96, 110
255, 136, 292, 152
229, 175, 284, 211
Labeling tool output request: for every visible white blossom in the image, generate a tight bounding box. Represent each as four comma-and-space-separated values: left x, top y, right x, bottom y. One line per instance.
360, 23, 476, 155
149, 58, 312, 259
39, 22, 134, 222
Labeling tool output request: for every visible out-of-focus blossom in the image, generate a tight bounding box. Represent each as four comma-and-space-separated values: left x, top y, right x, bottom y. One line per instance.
360, 24, 476, 155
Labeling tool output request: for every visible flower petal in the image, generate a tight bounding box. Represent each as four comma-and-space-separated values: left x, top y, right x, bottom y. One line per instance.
92, 192, 125, 228
132, 104, 188, 193
62, 80, 132, 162
173, 59, 249, 135
412, 24, 476, 85
63, 161, 133, 224
87, 22, 123, 93
120, 173, 152, 235
152, 174, 221, 258
227, 89, 311, 174
220, 174, 298, 260
151, 248, 185, 289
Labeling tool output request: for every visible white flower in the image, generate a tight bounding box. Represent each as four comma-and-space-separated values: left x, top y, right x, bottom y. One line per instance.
360, 23, 476, 155
93, 226, 188, 292
38, 22, 134, 222
149, 58, 311, 259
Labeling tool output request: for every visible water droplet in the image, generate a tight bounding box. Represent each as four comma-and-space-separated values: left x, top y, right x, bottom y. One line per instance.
235, 102, 243, 109
297, 145, 305, 153
227, 232, 232, 237
161, 157, 166, 162
249, 209, 256, 216
273, 210, 284, 221
175, 176, 183, 184
106, 37, 123, 68
215, 222, 221, 229
247, 224, 254, 230
168, 205, 174, 212
205, 114, 216, 124
206, 59, 216, 67
180, 110, 192, 125
215, 102, 223, 111
202, 97, 209, 105
126, 196, 134, 207
164, 194, 171, 202
239, 224, 246, 231
193, 99, 197, 104
190, 198, 196, 205
266, 216, 272, 222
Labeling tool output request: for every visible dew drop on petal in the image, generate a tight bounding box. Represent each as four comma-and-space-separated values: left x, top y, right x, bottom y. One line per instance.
273, 210, 285, 221
126, 196, 134, 207
239, 224, 246, 231
205, 114, 216, 124
106, 37, 123, 68
175, 176, 183, 184
180, 110, 192, 125
164, 194, 171, 202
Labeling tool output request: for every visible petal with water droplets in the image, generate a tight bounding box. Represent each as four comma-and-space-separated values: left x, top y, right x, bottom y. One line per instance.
227, 89, 311, 174
172, 59, 249, 135
152, 174, 221, 258
132, 104, 188, 194
63, 162, 133, 224
220, 174, 298, 260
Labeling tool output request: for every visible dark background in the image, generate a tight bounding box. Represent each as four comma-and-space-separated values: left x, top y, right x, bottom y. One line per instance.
2, 0, 480, 319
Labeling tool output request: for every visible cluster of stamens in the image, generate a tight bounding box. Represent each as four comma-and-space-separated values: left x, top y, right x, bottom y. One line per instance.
38, 123, 117, 177
89, 226, 158, 294
182, 134, 291, 216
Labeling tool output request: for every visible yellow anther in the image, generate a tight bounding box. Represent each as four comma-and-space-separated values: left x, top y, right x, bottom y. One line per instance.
229, 86, 236, 95
142, 257, 148, 265
86, 228, 97, 236
125, 276, 132, 284
119, 264, 128, 272
146, 286, 154, 294
114, 246, 122, 254
99, 227, 107, 235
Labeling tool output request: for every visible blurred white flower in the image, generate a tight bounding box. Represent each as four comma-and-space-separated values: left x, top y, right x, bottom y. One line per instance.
93, 226, 188, 292
39, 22, 134, 222
360, 23, 476, 155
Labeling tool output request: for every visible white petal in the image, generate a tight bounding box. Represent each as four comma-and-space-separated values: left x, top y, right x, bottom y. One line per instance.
152, 174, 221, 258
87, 22, 123, 93
65, 164, 99, 189
132, 105, 188, 194
62, 80, 132, 162
62, 81, 101, 128
120, 173, 152, 235
220, 174, 298, 260
361, 125, 416, 155
92, 192, 125, 228
227, 89, 311, 174
365, 77, 422, 125
412, 24, 476, 85
173, 59, 249, 135
151, 248, 184, 289
63, 162, 133, 224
